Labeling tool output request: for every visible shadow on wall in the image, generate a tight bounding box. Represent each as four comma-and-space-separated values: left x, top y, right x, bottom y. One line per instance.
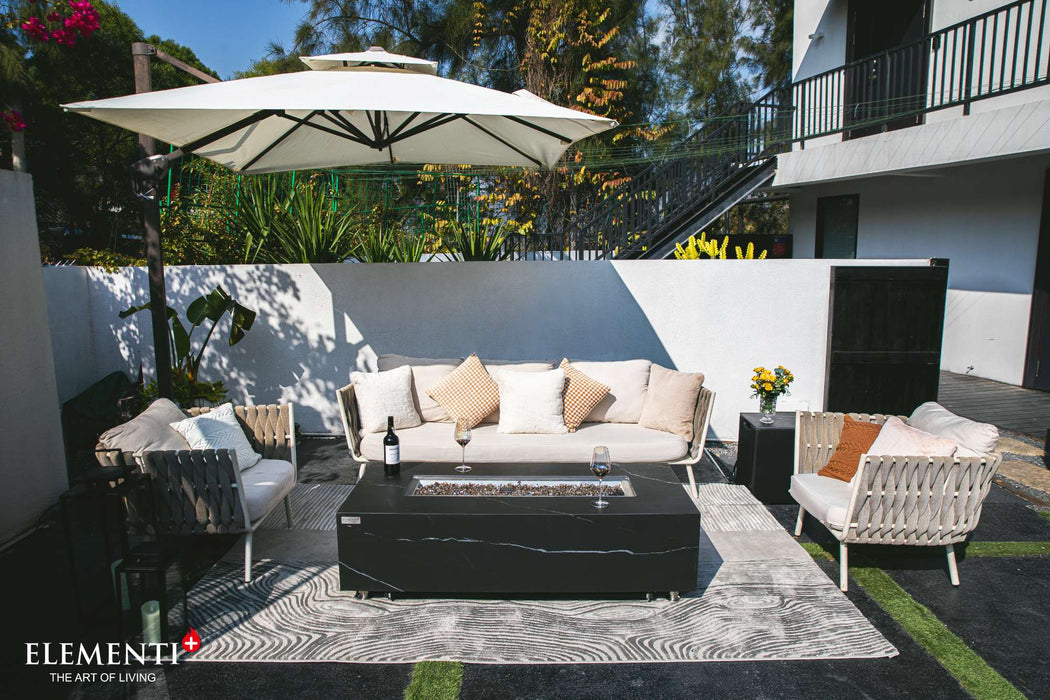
794, 1, 848, 83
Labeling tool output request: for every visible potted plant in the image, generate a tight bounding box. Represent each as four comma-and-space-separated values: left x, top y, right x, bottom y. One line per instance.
750, 365, 794, 424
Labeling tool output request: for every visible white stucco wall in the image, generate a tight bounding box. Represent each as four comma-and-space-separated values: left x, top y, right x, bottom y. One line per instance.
43, 259, 931, 442
787, 156, 1046, 384
0, 171, 68, 544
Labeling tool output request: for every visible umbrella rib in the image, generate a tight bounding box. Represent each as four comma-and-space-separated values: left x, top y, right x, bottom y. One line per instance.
386, 112, 421, 141
389, 113, 462, 142
240, 110, 320, 171
324, 111, 379, 148
181, 109, 282, 153
503, 115, 573, 145
462, 116, 544, 168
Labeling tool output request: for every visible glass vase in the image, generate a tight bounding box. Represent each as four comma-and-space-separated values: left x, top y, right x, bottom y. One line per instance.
759, 394, 777, 424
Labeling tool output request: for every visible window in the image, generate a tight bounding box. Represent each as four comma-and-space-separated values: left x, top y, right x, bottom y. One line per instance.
816, 195, 859, 258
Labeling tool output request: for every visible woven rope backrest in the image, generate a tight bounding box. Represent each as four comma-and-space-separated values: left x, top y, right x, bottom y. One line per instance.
690, 387, 715, 454
846, 454, 1001, 545
187, 404, 292, 461
795, 412, 898, 474
139, 449, 247, 536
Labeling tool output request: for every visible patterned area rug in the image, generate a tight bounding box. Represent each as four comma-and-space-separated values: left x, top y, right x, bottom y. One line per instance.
186, 483, 897, 664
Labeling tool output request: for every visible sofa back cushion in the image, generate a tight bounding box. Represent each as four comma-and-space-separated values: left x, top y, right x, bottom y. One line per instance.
568, 360, 652, 423
907, 402, 999, 456
99, 398, 190, 455
481, 360, 555, 424
638, 364, 704, 441
377, 354, 463, 422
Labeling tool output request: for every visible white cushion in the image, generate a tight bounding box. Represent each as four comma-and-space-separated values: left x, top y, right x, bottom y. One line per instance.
361, 421, 687, 463
99, 399, 189, 455
351, 365, 422, 435
170, 403, 262, 470
495, 368, 568, 434
377, 354, 462, 422
907, 402, 999, 456
789, 473, 852, 530
569, 360, 652, 423
241, 458, 295, 523
868, 416, 958, 458
481, 360, 555, 424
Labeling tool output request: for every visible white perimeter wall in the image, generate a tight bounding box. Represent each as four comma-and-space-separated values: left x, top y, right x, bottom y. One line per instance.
0, 171, 68, 544
43, 259, 931, 442
788, 156, 1047, 385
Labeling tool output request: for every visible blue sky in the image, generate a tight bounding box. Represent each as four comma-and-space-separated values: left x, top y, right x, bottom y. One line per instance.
112, 0, 307, 79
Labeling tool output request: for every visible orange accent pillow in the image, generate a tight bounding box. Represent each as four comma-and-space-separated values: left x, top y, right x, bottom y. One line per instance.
817, 416, 883, 482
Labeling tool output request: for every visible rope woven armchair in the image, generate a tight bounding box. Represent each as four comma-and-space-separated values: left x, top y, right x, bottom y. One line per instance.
137, 404, 297, 583
791, 411, 1001, 592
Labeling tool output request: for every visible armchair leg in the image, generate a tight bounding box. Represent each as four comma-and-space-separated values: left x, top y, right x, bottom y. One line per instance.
794, 507, 806, 538
946, 543, 960, 586
839, 542, 848, 592
686, 465, 698, 499
284, 496, 293, 529
244, 532, 253, 583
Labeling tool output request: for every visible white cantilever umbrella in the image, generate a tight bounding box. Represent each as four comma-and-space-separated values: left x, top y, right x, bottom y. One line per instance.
63, 47, 617, 172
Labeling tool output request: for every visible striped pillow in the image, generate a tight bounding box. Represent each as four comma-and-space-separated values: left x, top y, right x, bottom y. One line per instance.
559, 359, 610, 432
426, 354, 500, 429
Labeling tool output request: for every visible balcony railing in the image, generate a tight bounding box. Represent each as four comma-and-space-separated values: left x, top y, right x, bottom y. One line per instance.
793, 0, 1050, 143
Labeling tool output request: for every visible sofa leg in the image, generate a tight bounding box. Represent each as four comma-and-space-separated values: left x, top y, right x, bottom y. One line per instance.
284, 495, 293, 529
244, 532, 253, 583
794, 507, 806, 538
839, 542, 848, 592
686, 465, 698, 499
946, 543, 960, 586
358, 463, 367, 484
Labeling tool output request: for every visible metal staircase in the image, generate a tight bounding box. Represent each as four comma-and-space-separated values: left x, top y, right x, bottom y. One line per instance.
561, 83, 790, 260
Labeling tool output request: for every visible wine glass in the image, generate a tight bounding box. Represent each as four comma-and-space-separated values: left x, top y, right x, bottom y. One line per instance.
454, 421, 472, 473
591, 446, 611, 509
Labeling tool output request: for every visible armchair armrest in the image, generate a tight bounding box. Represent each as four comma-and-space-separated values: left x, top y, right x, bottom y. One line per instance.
336, 383, 367, 462
673, 386, 716, 466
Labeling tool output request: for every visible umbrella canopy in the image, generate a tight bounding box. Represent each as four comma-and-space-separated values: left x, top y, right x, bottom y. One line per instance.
62, 47, 617, 172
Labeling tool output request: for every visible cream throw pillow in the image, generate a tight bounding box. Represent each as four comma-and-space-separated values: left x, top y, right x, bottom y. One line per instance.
559, 359, 610, 432
495, 368, 568, 434
426, 354, 500, 429
350, 365, 422, 435
481, 360, 554, 424
170, 403, 262, 471
638, 364, 705, 441
377, 354, 462, 422
907, 402, 999, 456
868, 416, 958, 458
570, 360, 652, 423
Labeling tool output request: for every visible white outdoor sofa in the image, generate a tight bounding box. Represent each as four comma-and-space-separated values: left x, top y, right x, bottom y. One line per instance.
336, 355, 715, 496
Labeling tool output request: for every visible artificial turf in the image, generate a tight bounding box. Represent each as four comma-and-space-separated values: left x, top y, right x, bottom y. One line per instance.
404, 661, 464, 700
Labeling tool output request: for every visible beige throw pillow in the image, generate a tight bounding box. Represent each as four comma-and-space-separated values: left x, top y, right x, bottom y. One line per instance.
638, 364, 705, 441
426, 354, 500, 429
99, 398, 190, 455
377, 354, 463, 422
350, 365, 422, 434
907, 402, 999, 456
559, 359, 610, 432
868, 416, 958, 458
569, 360, 652, 423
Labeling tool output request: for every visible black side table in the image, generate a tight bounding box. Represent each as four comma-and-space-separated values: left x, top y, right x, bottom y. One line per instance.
733, 412, 796, 504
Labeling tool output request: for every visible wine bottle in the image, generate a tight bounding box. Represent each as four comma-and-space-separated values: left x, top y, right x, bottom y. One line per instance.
383, 415, 400, 475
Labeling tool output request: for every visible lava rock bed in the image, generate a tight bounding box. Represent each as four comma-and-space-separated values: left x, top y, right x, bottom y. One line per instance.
413, 481, 627, 497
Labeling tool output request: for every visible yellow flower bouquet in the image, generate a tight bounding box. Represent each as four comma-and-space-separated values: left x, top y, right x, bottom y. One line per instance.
750, 365, 794, 423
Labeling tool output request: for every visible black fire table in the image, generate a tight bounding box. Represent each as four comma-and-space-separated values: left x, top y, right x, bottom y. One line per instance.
337, 462, 700, 599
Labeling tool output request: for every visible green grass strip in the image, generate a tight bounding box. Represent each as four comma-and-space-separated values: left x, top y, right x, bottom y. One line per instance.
850, 566, 1024, 700
404, 661, 464, 700
964, 541, 1050, 557
1038, 510, 1050, 522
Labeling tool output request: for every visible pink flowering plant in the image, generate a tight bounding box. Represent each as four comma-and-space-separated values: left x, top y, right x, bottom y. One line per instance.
17, 1, 99, 47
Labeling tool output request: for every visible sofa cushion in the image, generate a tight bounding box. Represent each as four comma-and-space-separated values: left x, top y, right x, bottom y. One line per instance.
481, 360, 555, 424
350, 364, 422, 434
907, 402, 999, 456
569, 360, 652, 423
495, 368, 568, 434
241, 458, 296, 523
426, 354, 500, 429
377, 354, 462, 422
360, 421, 688, 463
170, 403, 262, 470
790, 473, 852, 530
868, 416, 958, 458
559, 359, 609, 432
817, 416, 882, 482
638, 364, 704, 441
99, 399, 190, 455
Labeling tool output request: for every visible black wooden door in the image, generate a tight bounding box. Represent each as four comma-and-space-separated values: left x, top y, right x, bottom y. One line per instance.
1024, 169, 1050, 391
825, 262, 948, 415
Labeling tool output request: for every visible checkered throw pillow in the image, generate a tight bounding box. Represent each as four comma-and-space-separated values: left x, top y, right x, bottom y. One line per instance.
426, 354, 500, 429
560, 359, 610, 432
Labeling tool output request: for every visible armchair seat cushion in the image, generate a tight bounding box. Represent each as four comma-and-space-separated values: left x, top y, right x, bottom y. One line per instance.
790, 473, 852, 530
242, 459, 296, 523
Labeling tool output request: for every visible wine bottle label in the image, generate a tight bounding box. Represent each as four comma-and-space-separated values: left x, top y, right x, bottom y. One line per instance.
385, 445, 400, 465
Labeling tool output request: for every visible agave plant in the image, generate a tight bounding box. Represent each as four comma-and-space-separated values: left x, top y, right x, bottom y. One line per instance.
354, 221, 432, 263
440, 219, 512, 261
